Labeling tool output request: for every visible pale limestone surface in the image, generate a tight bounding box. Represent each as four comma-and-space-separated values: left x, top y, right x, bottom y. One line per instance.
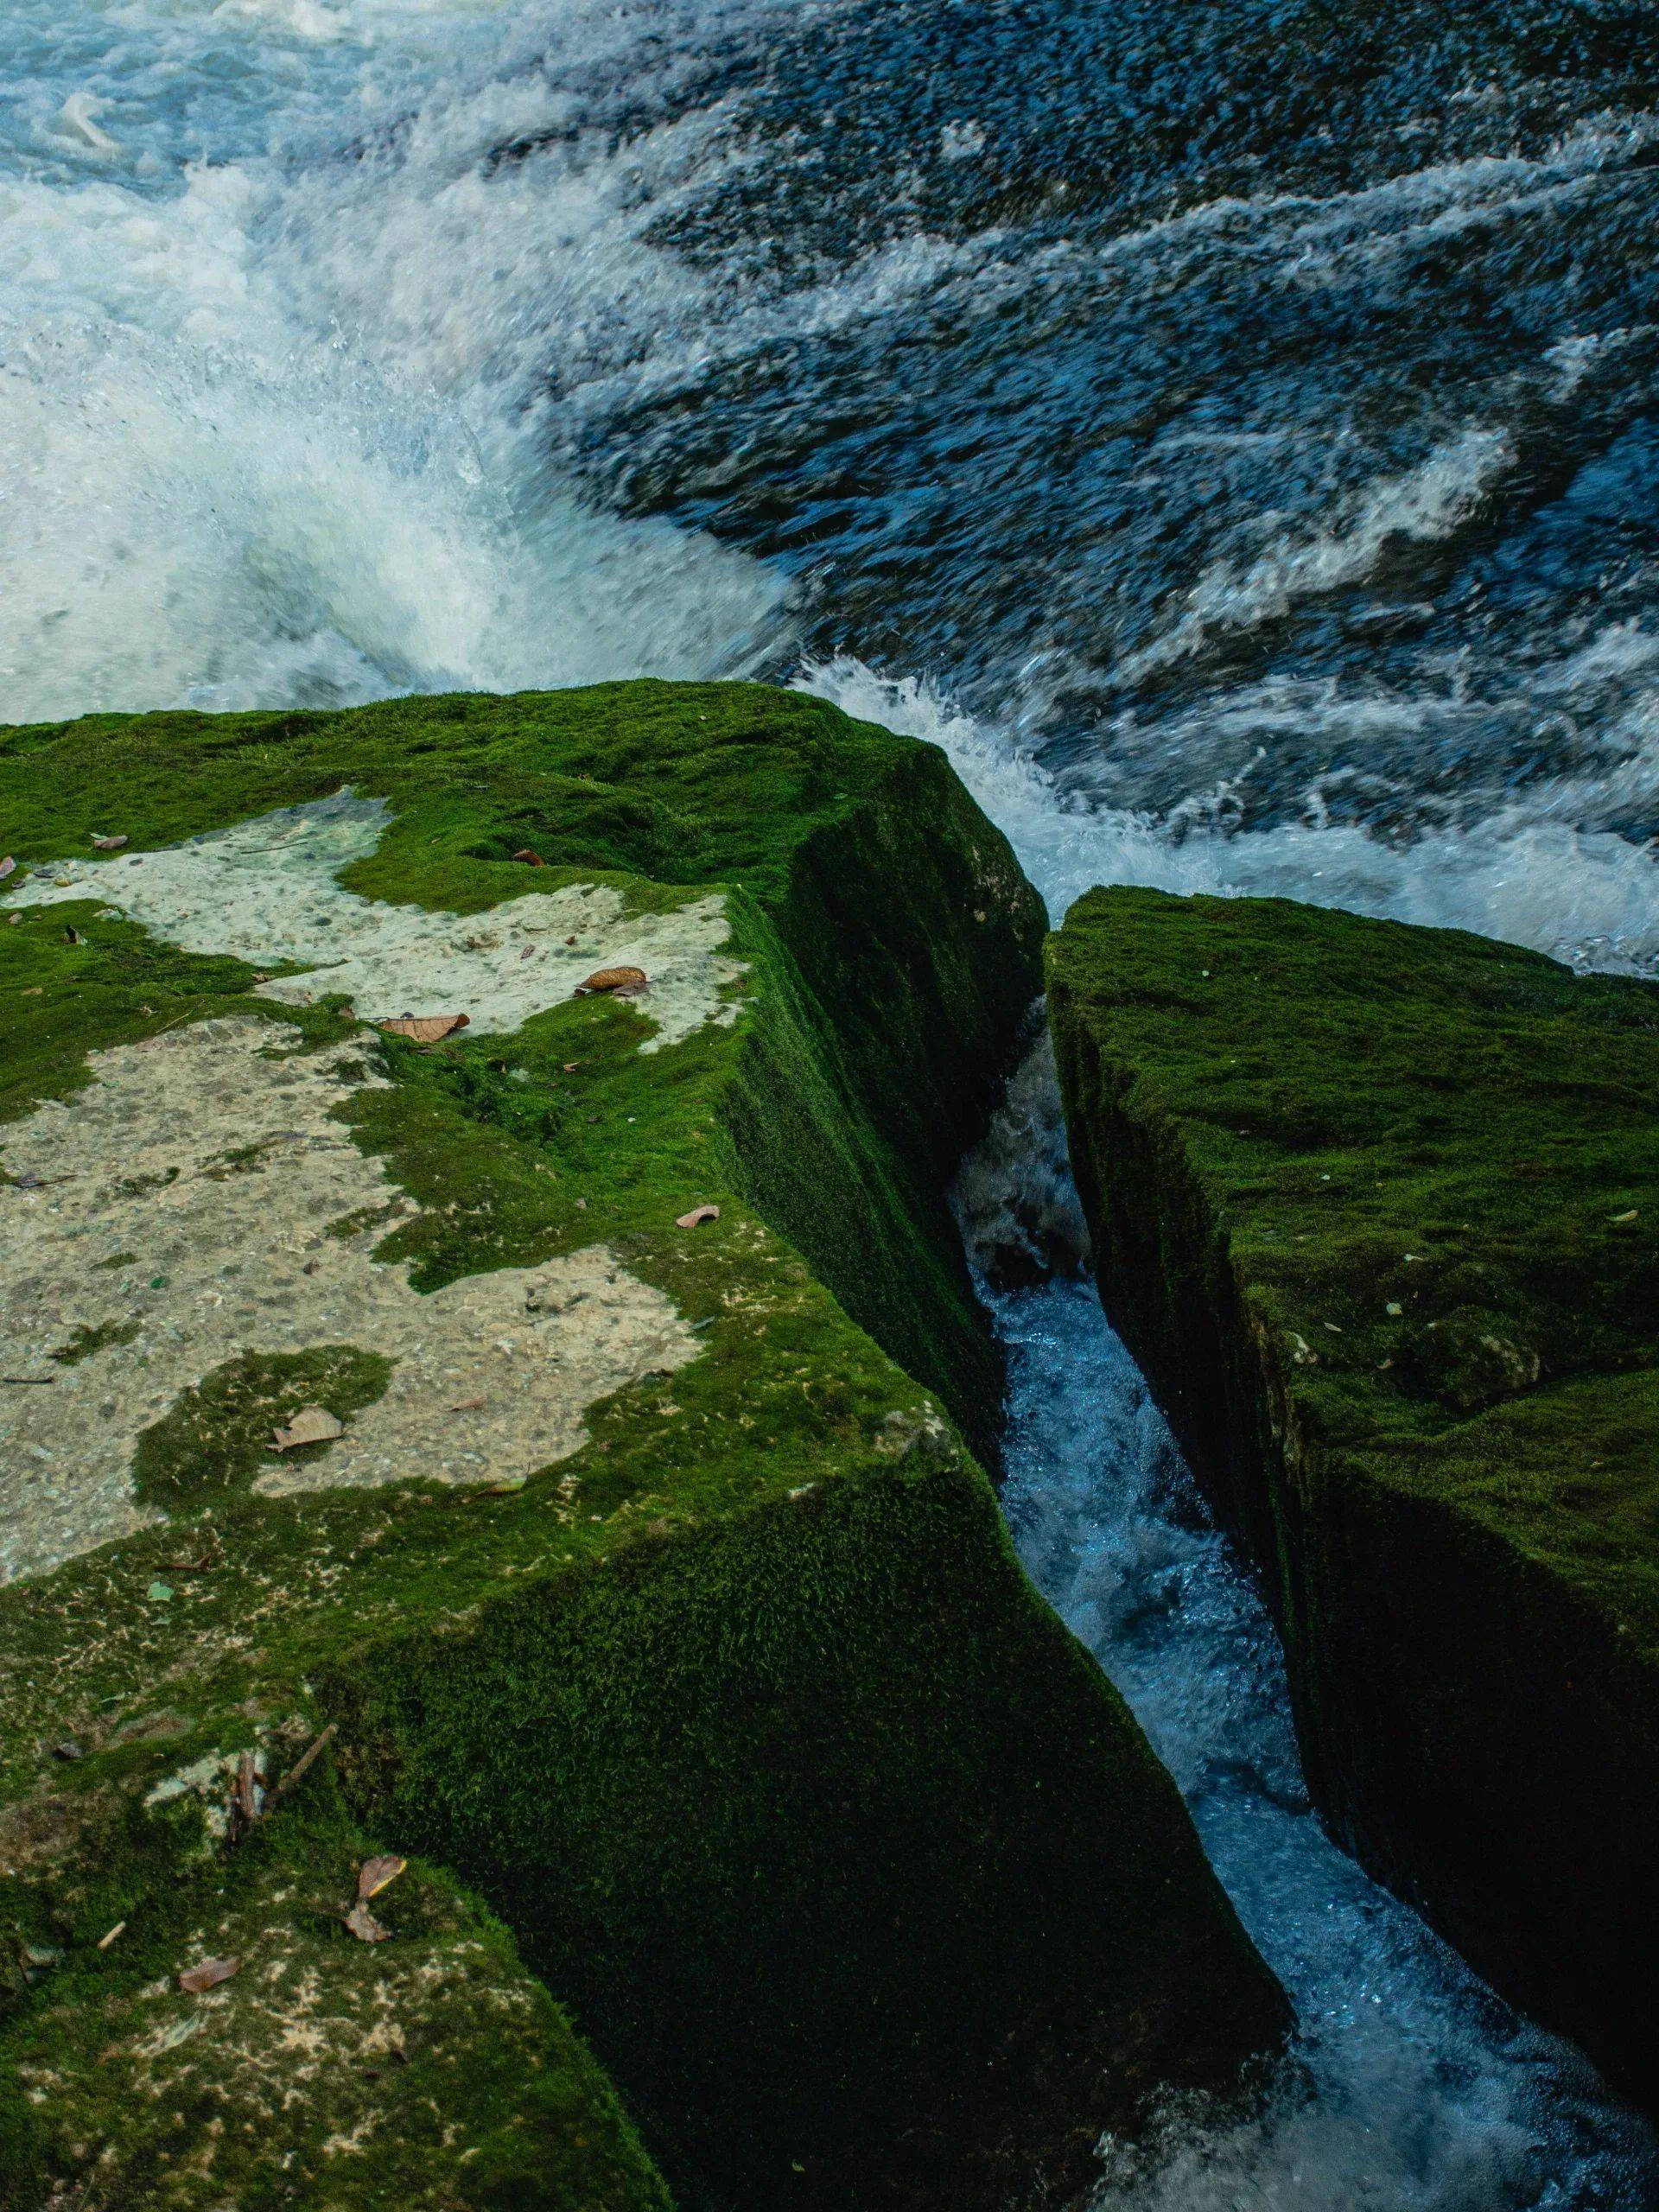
3, 791, 748, 1052
0, 1016, 701, 1586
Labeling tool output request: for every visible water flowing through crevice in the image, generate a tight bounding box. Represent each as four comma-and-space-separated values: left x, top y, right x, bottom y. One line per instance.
957, 1045, 1659, 2209
10, 0, 1659, 2196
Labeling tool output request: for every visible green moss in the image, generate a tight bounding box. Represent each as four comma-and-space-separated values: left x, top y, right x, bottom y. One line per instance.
51, 1319, 142, 1367
132, 1348, 396, 1513
1047, 885, 1659, 2113
0, 1773, 670, 2212
0, 681, 1035, 1452
330, 1455, 1286, 2212
0, 689, 1282, 2209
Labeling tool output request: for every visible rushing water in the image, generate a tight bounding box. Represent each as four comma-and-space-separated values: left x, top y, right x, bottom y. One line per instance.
957, 1048, 1659, 2209
8, 0, 1659, 2200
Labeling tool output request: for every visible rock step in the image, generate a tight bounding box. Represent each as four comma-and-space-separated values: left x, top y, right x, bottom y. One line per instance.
1049, 884, 1659, 2113
0, 686, 1287, 2210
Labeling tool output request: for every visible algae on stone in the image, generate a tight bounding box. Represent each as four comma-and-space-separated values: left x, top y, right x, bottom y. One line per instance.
1048, 884, 1659, 2113
0, 686, 1287, 2210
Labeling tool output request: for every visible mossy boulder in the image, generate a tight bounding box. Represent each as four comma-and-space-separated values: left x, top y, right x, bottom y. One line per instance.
0, 687, 1287, 2212
1048, 886, 1659, 2110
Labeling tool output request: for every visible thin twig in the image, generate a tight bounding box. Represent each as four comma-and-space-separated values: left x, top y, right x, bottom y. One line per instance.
259, 1723, 338, 1821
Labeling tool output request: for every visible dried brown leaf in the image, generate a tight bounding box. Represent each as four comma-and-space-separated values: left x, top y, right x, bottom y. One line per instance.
179, 1956, 239, 1994
357, 1853, 407, 1902
676, 1205, 721, 1230
512, 849, 544, 866
343, 1902, 391, 1944
575, 966, 647, 998
270, 1405, 344, 1453
380, 1013, 470, 1044
92, 834, 129, 851
448, 1395, 486, 1413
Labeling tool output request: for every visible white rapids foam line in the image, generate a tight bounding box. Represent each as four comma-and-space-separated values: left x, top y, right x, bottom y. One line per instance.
1117, 426, 1515, 680
803, 657, 1659, 976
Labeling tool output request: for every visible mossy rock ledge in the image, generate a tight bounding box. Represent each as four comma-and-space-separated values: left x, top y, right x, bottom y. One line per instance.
0, 685, 1287, 2212
1048, 886, 1659, 2110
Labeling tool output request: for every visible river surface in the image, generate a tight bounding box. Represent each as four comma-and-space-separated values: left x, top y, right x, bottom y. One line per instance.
7, 0, 1659, 2201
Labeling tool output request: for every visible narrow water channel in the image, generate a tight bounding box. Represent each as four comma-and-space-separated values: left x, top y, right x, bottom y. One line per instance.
956, 1044, 1659, 2209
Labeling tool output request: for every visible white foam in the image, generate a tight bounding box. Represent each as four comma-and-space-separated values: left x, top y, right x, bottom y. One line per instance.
802, 657, 1659, 976
0, 0, 785, 724
1119, 428, 1514, 680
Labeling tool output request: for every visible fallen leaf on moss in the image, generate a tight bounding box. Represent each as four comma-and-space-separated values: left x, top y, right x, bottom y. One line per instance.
92, 833, 128, 851
20, 987, 41, 996
1611, 1208, 1640, 1224
677, 1205, 721, 1229
98, 1921, 125, 1951
0, 855, 14, 880
381, 1013, 469, 1044
344, 1902, 391, 1944
357, 1854, 406, 1902
270, 1406, 344, 1452
469, 1473, 527, 1498
575, 965, 647, 997
179, 1956, 238, 1994
512, 849, 544, 866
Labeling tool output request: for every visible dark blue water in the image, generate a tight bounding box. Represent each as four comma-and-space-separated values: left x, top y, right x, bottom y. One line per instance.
550, 0, 1659, 849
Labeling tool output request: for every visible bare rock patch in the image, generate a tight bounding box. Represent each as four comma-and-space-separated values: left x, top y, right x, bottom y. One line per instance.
1, 1014, 701, 1585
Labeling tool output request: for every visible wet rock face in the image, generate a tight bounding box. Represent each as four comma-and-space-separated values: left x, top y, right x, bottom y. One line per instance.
1047, 885, 1659, 2114
0, 683, 1285, 2212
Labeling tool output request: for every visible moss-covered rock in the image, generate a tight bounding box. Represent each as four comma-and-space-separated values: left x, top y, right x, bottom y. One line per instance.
1048, 886, 1659, 2112
0, 688, 1286, 2212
